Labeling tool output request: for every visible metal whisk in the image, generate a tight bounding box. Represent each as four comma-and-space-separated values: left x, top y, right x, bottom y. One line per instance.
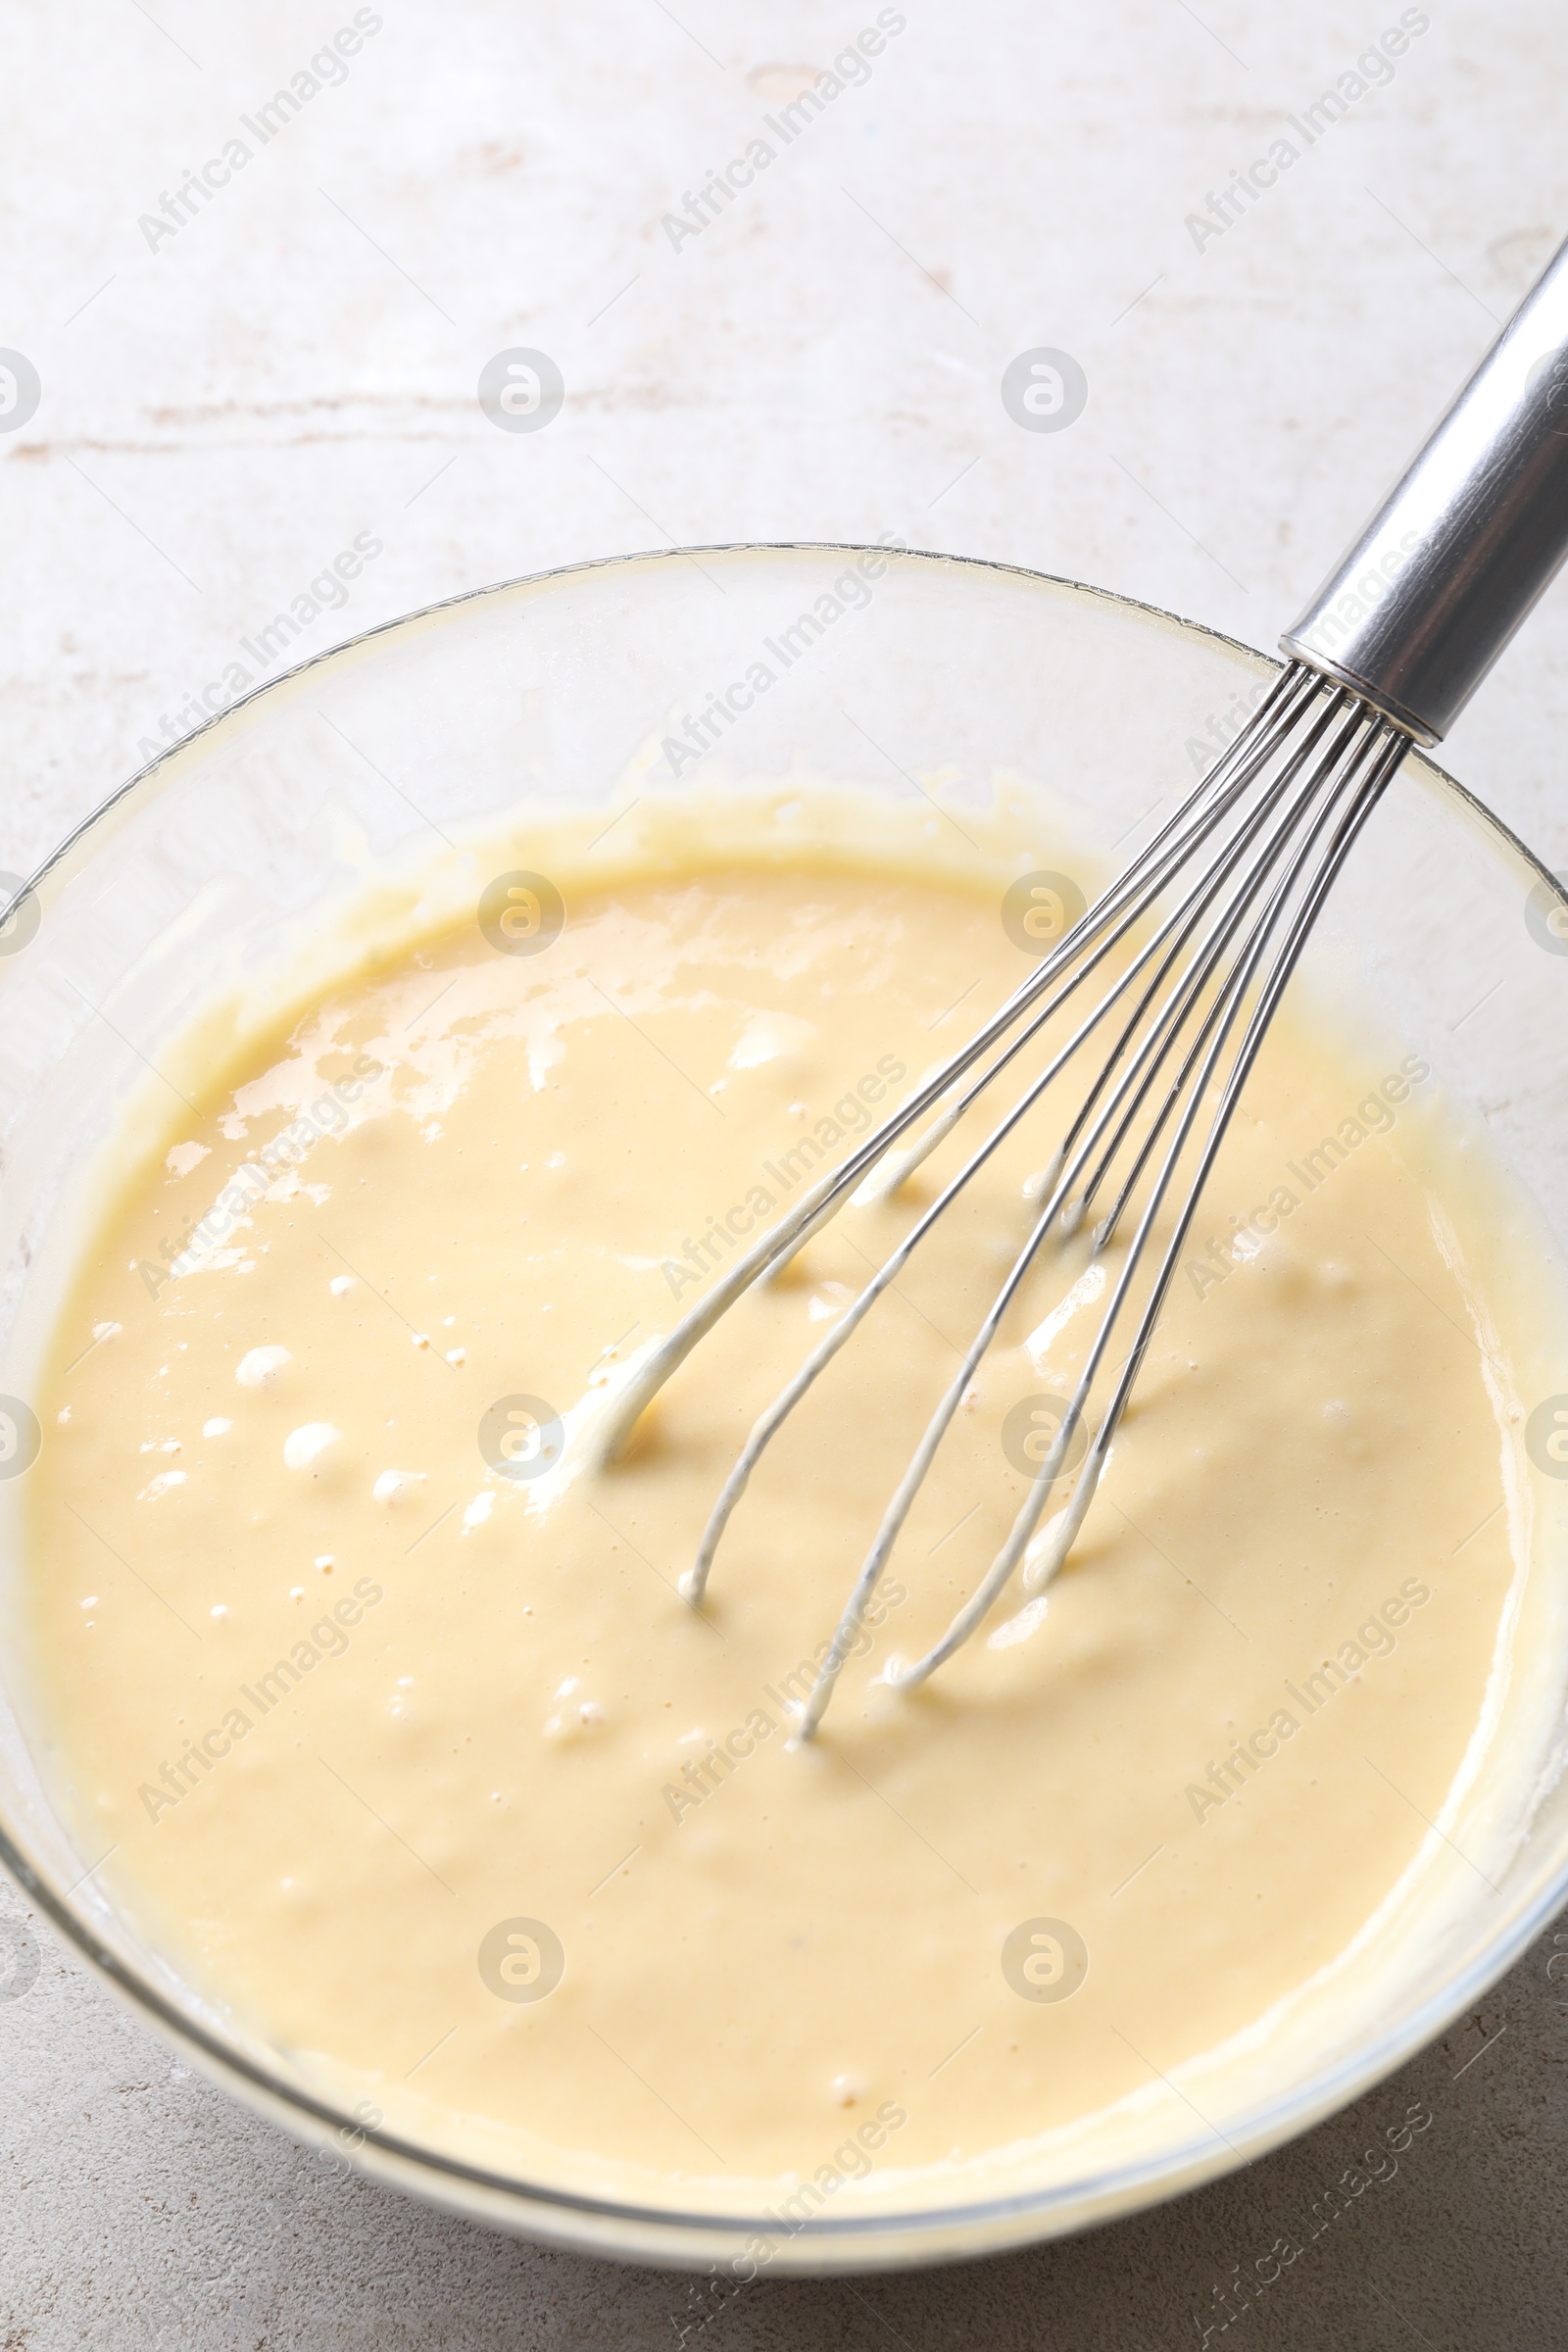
596, 234, 1568, 1736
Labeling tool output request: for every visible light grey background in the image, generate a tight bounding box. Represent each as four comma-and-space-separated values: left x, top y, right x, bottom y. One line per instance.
4, 1, 1567, 2342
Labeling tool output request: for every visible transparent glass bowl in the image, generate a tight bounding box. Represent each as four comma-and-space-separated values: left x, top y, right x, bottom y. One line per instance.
2, 545, 1567, 2272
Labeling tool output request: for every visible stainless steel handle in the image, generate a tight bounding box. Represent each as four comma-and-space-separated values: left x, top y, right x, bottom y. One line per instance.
1281, 235, 1568, 743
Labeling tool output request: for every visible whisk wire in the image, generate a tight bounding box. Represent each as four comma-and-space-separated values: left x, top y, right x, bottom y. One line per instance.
1071, 695, 1393, 1244
854, 716, 1410, 1718
683, 675, 1353, 1600
688, 684, 1379, 1611
596, 663, 1315, 1464
598, 662, 1413, 1739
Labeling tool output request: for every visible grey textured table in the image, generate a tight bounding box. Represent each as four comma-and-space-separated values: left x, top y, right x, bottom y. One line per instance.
4, 1, 1568, 2342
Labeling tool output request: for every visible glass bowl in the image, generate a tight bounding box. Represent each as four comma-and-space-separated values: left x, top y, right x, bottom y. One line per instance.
2, 545, 1566, 2273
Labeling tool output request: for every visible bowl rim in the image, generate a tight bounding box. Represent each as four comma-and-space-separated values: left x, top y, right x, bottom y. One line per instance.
5, 538, 1568, 2272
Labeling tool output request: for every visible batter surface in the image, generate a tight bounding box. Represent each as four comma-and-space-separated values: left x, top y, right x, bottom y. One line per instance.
20, 794, 1549, 2213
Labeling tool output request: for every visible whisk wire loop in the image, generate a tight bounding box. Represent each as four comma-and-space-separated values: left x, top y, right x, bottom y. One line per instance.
595, 663, 1316, 1464
847, 718, 1411, 1721
600, 663, 1413, 1737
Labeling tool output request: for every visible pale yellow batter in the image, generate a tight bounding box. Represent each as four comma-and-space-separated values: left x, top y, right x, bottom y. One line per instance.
18, 789, 1559, 2222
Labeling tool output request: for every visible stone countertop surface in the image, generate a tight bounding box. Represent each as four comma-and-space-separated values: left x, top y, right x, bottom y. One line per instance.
4, 1, 1568, 2343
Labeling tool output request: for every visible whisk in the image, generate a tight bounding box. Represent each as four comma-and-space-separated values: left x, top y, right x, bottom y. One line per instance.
597, 234, 1568, 1736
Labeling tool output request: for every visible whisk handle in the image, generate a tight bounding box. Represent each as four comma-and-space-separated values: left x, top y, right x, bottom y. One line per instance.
1282, 233, 1568, 742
